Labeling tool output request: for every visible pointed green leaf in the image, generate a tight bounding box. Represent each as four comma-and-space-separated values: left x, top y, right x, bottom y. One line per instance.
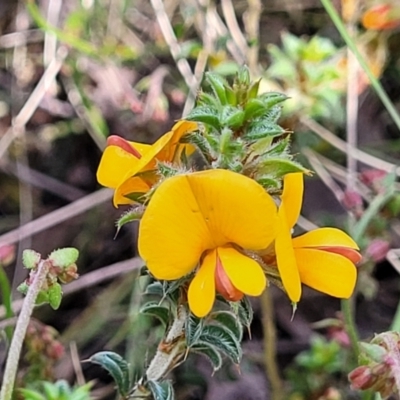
197, 91, 221, 108
224, 85, 237, 106
244, 122, 285, 141
199, 325, 242, 364
258, 92, 288, 109
116, 206, 145, 232
221, 107, 245, 130
140, 302, 170, 326
185, 313, 204, 348
206, 72, 228, 105
89, 351, 130, 396
210, 311, 243, 342
185, 106, 220, 130
145, 281, 164, 297
258, 158, 309, 177
17, 389, 46, 400
248, 79, 261, 99
244, 98, 267, 121
48, 282, 63, 310
191, 341, 223, 372
237, 66, 250, 86
256, 176, 281, 190
237, 296, 254, 329
147, 380, 175, 400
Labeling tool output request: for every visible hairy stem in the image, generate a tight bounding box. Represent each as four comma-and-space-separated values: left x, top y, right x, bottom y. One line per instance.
0, 260, 49, 400
260, 287, 283, 400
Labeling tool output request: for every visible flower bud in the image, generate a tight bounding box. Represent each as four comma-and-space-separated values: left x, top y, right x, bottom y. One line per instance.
365, 239, 390, 263
0, 244, 15, 266
349, 366, 376, 390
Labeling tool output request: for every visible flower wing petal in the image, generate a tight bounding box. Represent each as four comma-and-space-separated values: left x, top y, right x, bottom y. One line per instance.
188, 250, 216, 317
275, 206, 301, 302
295, 248, 357, 298
97, 146, 139, 188
138, 174, 213, 280
185, 169, 278, 249
292, 227, 359, 249
218, 246, 266, 296
113, 177, 150, 207
281, 173, 303, 229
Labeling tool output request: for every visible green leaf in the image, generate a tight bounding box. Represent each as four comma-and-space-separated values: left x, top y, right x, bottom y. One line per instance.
22, 249, 41, 269
191, 341, 223, 372
145, 281, 164, 297
256, 176, 281, 190
140, 302, 170, 326
224, 85, 237, 106
49, 248, 79, 268
258, 92, 288, 109
89, 351, 131, 396
185, 106, 220, 130
237, 65, 250, 86
185, 313, 204, 347
147, 380, 175, 400
244, 122, 285, 141
199, 325, 242, 364
18, 389, 46, 400
221, 107, 245, 130
237, 296, 254, 329
257, 158, 309, 177
48, 282, 63, 310
43, 381, 62, 398
116, 206, 145, 232
243, 98, 267, 121
206, 72, 228, 105
210, 311, 243, 342
248, 79, 261, 99
197, 91, 220, 108
262, 105, 282, 123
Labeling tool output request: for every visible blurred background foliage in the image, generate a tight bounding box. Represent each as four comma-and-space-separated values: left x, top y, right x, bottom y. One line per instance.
1, 0, 400, 399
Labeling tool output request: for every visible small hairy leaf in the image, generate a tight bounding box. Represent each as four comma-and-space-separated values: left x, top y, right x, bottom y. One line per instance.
116, 207, 145, 232
191, 341, 223, 372
210, 311, 243, 342
199, 325, 242, 364
237, 296, 254, 329
144, 281, 164, 297
244, 122, 285, 141
206, 72, 228, 105
48, 282, 63, 310
257, 158, 309, 177
147, 380, 175, 400
49, 248, 79, 268
185, 106, 220, 130
185, 313, 204, 347
140, 302, 170, 326
89, 351, 130, 396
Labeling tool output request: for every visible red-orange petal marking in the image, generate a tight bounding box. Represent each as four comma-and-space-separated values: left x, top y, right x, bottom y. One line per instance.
318, 246, 362, 264
107, 135, 142, 158
215, 252, 243, 301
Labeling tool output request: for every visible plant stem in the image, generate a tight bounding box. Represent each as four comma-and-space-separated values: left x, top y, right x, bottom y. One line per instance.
131, 305, 187, 397
320, 0, 400, 132
0, 265, 13, 340
0, 260, 49, 400
260, 287, 283, 400
341, 298, 360, 360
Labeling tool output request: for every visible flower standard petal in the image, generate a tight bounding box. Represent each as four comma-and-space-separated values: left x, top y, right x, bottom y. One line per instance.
295, 248, 357, 298
97, 146, 140, 189
188, 250, 217, 317
138, 174, 214, 280
183, 169, 278, 250
217, 246, 266, 296
275, 205, 302, 302
281, 172, 304, 229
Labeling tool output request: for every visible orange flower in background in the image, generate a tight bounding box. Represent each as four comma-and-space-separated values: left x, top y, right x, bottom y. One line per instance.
138, 169, 279, 317
362, 4, 400, 30
96, 121, 197, 207
274, 173, 361, 303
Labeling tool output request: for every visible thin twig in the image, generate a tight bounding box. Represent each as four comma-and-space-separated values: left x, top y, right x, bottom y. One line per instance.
0, 188, 113, 247
0, 46, 68, 161
0, 260, 49, 400
300, 116, 400, 176
0, 257, 143, 319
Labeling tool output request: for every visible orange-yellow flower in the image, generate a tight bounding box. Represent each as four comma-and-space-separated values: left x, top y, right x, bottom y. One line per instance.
275, 173, 361, 302
96, 121, 197, 207
362, 4, 400, 30
138, 169, 279, 317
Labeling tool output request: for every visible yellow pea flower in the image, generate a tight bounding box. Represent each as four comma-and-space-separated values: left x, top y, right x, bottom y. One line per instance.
138, 169, 279, 318
275, 173, 361, 303
96, 121, 197, 207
